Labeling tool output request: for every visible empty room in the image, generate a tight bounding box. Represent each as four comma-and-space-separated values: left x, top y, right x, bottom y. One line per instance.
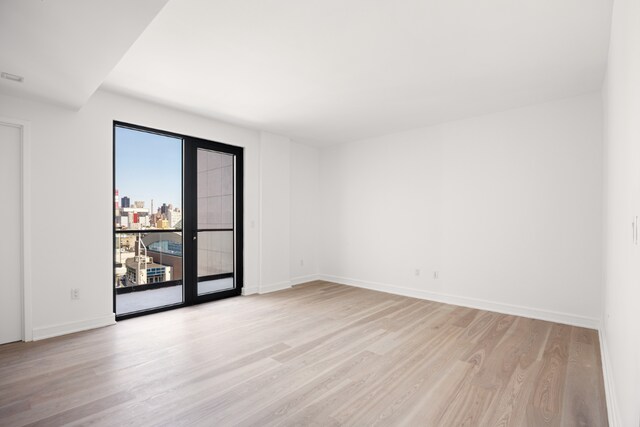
0, 0, 638, 426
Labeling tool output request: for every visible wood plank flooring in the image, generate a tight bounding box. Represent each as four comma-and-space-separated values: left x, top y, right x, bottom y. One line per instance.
0, 281, 608, 426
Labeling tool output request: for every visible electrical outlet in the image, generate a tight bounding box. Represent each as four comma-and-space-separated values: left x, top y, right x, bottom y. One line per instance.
71, 288, 80, 300
415, 269, 420, 276
433, 271, 439, 279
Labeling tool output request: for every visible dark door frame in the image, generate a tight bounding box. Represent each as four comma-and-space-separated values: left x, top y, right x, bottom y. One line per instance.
112, 121, 244, 320
184, 135, 244, 306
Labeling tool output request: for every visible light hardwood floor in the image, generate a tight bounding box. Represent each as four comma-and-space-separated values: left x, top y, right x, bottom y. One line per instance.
0, 281, 608, 426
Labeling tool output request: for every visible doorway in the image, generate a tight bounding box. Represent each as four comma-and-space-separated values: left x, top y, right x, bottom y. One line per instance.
0, 121, 23, 343
113, 122, 243, 319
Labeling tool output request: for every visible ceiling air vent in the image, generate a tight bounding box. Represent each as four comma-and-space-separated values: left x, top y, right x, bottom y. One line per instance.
1, 72, 24, 83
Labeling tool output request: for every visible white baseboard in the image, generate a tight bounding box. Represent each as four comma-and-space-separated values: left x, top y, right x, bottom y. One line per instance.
244, 276, 318, 295
259, 280, 291, 294
319, 274, 601, 330
598, 327, 619, 427
242, 286, 259, 295
32, 313, 116, 341
290, 274, 321, 286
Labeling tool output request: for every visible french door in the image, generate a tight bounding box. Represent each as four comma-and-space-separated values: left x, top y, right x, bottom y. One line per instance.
184, 137, 243, 305
113, 122, 243, 319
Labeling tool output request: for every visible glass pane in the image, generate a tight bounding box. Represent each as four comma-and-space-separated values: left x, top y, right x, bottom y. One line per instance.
199, 277, 234, 294
115, 127, 183, 231
114, 232, 183, 315
197, 149, 233, 229
197, 230, 234, 295
114, 125, 184, 316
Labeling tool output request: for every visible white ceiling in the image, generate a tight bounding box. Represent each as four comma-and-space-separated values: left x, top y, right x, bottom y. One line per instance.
3, 0, 612, 145
0, 0, 168, 109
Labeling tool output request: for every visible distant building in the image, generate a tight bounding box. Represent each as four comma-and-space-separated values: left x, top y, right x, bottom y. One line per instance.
161, 203, 168, 215
125, 255, 172, 285
121, 207, 148, 214
157, 218, 170, 229
120, 207, 150, 229
117, 234, 136, 251
168, 209, 182, 228
134, 200, 145, 208
123, 235, 173, 286
144, 232, 183, 281
116, 215, 129, 228
121, 196, 130, 208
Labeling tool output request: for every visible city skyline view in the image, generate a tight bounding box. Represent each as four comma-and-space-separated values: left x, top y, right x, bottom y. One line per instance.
116, 191, 178, 216
115, 126, 182, 209
114, 187, 182, 230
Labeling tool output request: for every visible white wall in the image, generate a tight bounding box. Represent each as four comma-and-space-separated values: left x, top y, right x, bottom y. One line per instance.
258, 132, 291, 293
256, 134, 320, 293
320, 93, 603, 327
0, 87, 322, 338
290, 142, 320, 284
0, 89, 269, 339
602, 0, 640, 424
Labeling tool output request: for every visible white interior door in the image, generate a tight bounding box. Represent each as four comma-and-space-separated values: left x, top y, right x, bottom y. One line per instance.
0, 123, 22, 344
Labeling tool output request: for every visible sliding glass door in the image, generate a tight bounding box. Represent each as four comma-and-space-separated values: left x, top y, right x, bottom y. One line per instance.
113, 123, 243, 319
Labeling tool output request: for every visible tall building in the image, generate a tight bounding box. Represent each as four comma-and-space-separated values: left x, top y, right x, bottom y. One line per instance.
168, 208, 182, 228
114, 189, 120, 218
121, 196, 130, 208
139, 215, 150, 227
118, 206, 149, 230
134, 200, 145, 208
116, 215, 129, 228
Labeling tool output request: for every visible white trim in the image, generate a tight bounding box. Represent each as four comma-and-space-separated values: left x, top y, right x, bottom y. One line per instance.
259, 280, 291, 294
598, 327, 619, 427
290, 274, 320, 286
0, 116, 32, 342
319, 274, 601, 329
32, 314, 116, 341
244, 275, 318, 295
257, 134, 264, 294
242, 286, 259, 296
